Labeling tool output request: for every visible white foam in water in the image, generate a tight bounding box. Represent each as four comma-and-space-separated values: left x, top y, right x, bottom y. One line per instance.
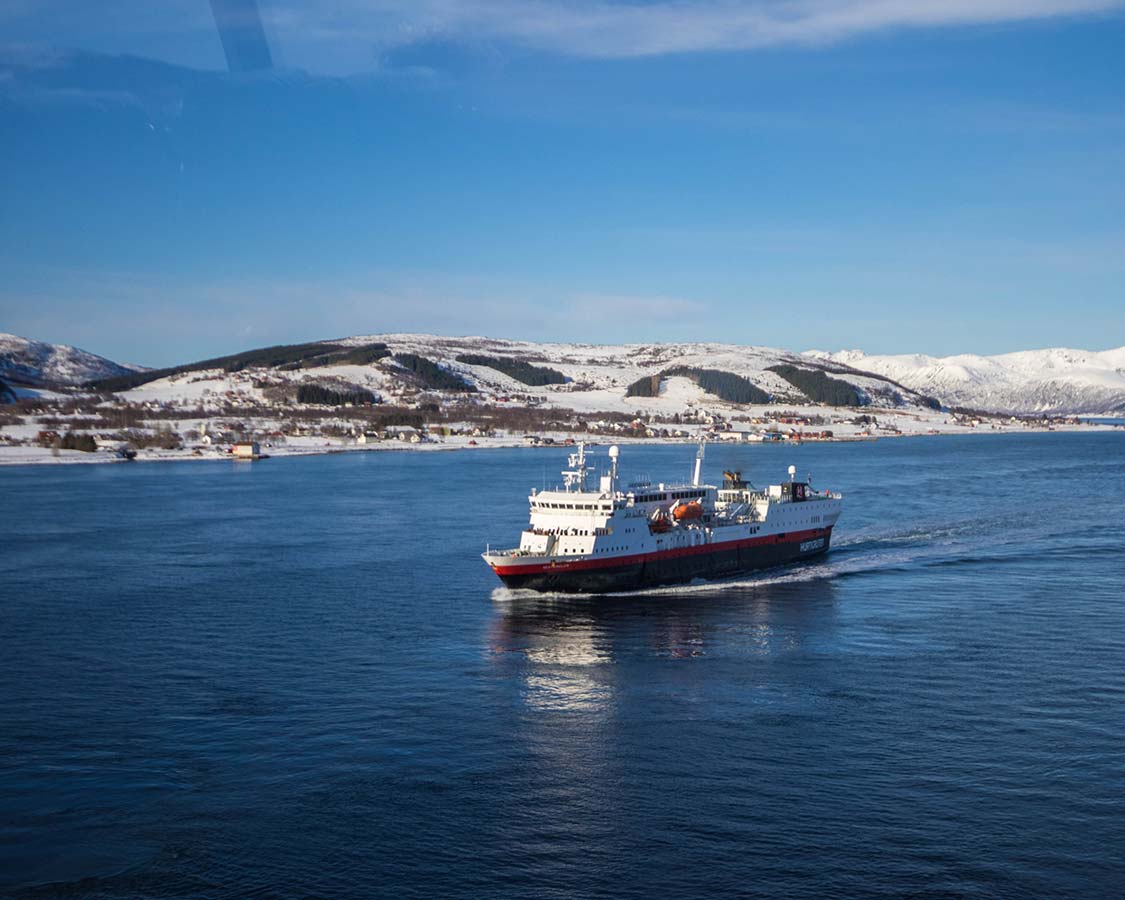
491, 546, 939, 603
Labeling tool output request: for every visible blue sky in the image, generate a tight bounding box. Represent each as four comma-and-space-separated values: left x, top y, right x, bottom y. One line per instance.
1, 1, 1123, 366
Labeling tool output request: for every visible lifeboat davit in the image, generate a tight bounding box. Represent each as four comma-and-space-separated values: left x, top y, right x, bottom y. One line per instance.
673, 501, 703, 521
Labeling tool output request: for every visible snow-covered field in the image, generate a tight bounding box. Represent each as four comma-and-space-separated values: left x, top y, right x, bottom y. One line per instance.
336, 334, 1125, 416
2, 406, 1118, 467
2, 331, 1123, 467
342, 334, 925, 410
5, 330, 1125, 414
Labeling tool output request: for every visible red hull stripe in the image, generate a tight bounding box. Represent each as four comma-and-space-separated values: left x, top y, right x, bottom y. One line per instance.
491, 526, 832, 576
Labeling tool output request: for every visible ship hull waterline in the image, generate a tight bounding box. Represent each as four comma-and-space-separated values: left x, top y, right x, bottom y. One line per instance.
489, 527, 833, 594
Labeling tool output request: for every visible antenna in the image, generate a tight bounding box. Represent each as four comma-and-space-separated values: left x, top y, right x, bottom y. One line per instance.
564, 441, 590, 491
693, 435, 705, 486
788, 464, 797, 482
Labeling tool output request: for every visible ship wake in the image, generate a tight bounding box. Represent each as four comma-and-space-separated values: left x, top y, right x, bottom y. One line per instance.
490, 513, 1048, 603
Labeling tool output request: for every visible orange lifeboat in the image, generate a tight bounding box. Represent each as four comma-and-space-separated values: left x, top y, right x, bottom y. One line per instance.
673, 501, 703, 521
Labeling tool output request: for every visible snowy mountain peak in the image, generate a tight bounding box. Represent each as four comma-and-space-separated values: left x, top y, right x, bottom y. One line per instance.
815, 345, 1125, 415
0, 333, 143, 386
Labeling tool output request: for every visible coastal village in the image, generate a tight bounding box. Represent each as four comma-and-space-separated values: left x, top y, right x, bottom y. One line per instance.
0, 364, 1107, 463
1, 334, 1112, 465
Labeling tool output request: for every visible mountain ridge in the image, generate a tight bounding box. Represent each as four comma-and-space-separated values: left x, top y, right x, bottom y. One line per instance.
805, 346, 1125, 415
0, 332, 143, 387
2, 331, 1123, 415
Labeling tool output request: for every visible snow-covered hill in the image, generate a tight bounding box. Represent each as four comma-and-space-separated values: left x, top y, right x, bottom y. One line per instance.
807, 347, 1125, 415
306, 333, 934, 412
4, 331, 1124, 415
94, 332, 936, 418
0, 333, 142, 386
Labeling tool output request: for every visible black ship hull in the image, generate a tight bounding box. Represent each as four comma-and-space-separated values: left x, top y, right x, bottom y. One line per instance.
494, 528, 832, 594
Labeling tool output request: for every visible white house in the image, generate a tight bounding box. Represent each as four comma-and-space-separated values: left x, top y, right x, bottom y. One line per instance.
232, 441, 261, 460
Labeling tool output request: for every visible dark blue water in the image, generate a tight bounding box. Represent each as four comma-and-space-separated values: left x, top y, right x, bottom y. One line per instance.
2, 435, 1124, 899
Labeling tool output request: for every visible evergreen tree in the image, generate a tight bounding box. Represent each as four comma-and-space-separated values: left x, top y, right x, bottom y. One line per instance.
455, 354, 567, 386
393, 354, 476, 392
663, 367, 772, 404
625, 374, 661, 397
767, 365, 864, 407
297, 384, 377, 406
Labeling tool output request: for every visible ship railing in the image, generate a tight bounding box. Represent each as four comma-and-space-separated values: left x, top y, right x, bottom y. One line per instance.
715, 501, 759, 522
487, 547, 528, 558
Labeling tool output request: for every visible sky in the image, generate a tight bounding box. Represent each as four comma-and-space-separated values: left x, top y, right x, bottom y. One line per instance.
1, 0, 1123, 367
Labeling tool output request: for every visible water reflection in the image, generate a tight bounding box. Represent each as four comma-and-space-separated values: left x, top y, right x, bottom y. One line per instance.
490, 611, 612, 714
483, 577, 844, 843
489, 576, 842, 714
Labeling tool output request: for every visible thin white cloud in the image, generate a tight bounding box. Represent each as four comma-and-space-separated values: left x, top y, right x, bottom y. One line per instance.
4, 0, 1123, 75
271, 0, 1125, 65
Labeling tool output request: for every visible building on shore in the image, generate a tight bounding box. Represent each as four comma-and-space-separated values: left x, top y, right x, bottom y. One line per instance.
232, 441, 261, 460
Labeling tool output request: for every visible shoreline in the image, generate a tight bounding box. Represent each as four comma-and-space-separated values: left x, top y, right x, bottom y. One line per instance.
2, 422, 1121, 467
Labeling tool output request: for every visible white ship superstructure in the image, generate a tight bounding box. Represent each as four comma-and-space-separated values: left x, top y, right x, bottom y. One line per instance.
483, 443, 843, 592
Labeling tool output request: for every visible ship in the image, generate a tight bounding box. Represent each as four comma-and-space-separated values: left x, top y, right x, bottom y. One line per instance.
483, 442, 843, 593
